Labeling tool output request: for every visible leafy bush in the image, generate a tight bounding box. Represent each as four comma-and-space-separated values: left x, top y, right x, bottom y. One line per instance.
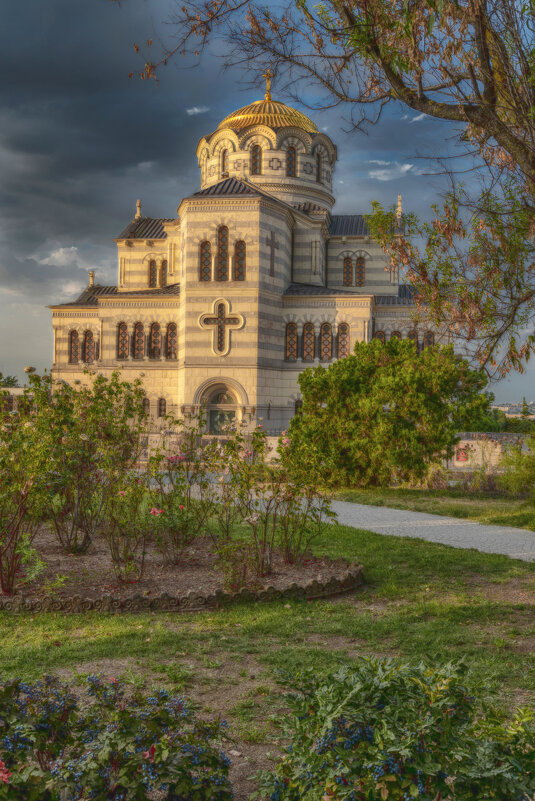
499, 435, 535, 501
258, 658, 535, 801
102, 473, 152, 582
0, 674, 233, 801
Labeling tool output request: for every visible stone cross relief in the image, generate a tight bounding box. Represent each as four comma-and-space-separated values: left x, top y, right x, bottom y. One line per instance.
199, 299, 244, 357
266, 231, 279, 277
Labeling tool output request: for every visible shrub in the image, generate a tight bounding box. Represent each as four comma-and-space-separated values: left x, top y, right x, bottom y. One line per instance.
0, 674, 233, 801
258, 658, 535, 801
102, 473, 152, 582
499, 435, 535, 501
275, 476, 335, 565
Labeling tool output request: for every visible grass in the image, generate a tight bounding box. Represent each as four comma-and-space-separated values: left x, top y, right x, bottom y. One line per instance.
334, 486, 535, 530
1, 523, 535, 796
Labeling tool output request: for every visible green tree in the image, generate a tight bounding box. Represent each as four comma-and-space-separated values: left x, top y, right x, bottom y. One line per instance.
283, 339, 487, 488
0, 374, 18, 388
522, 396, 531, 418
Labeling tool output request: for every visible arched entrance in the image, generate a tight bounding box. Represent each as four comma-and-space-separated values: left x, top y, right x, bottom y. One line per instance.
201, 384, 239, 434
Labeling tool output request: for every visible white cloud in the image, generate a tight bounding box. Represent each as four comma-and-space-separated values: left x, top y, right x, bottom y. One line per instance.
186, 105, 210, 116
368, 161, 421, 181
60, 280, 85, 297
40, 246, 83, 268
136, 160, 155, 171
409, 113, 427, 123
368, 159, 390, 166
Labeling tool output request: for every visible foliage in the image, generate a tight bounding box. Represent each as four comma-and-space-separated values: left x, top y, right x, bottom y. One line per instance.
214, 537, 255, 591
0, 674, 233, 801
257, 658, 535, 801
499, 436, 535, 502
102, 473, 152, 582
283, 339, 488, 488
0, 389, 48, 595
28, 372, 147, 555
0, 375, 18, 388
275, 474, 336, 565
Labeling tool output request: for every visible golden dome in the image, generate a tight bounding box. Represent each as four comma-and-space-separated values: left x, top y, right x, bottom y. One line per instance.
217, 98, 318, 134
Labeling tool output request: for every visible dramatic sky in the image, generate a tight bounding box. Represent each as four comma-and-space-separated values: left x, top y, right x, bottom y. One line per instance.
0, 0, 531, 400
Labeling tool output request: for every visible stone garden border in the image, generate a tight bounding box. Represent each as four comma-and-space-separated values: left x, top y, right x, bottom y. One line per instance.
0, 561, 363, 613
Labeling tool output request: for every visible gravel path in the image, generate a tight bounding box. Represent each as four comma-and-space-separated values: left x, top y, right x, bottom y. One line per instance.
330, 500, 535, 562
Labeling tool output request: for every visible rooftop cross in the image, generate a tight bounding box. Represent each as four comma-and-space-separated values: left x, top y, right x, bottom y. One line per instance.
263, 68, 273, 101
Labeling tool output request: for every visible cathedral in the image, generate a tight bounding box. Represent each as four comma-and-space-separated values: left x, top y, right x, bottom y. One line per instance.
50, 76, 441, 434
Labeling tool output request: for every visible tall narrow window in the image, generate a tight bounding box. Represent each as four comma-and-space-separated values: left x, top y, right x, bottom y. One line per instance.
234, 240, 246, 281
251, 145, 262, 175
200, 241, 211, 281
133, 322, 145, 359
374, 330, 385, 343
149, 323, 161, 359
316, 152, 322, 183
390, 330, 401, 340
142, 397, 150, 416
286, 146, 296, 177
166, 323, 177, 359
216, 226, 229, 281
285, 323, 298, 361
117, 323, 128, 359
407, 330, 418, 347
343, 257, 352, 286
320, 323, 333, 361
423, 331, 435, 348
221, 148, 229, 178
160, 260, 168, 287
82, 330, 95, 364
68, 330, 79, 364
303, 323, 315, 361
149, 260, 157, 288
158, 398, 166, 418
338, 323, 350, 358
355, 257, 365, 286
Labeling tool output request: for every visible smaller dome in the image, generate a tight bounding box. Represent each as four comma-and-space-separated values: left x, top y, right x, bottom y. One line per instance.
217, 98, 318, 134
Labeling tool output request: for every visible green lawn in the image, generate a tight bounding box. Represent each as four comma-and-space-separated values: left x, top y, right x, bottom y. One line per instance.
334, 487, 535, 530
2, 525, 535, 797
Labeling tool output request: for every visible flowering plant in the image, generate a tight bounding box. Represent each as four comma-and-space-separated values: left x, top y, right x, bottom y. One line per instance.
258, 658, 535, 801
102, 472, 153, 582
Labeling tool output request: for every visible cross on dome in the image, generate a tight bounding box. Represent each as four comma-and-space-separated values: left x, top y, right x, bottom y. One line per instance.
262, 68, 273, 101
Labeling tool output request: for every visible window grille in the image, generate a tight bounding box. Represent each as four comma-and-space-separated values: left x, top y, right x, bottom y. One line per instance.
69, 330, 79, 363
149, 260, 157, 288
338, 323, 350, 357
303, 323, 315, 361
285, 323, 298, 360
143, 397, 150, 415
117, 323, 128, 359
133, 322, 145, 359
82, 331, 95, 364
216, 226, 229, 281
149, 323, 161, 358
355, 256, 365, 286
251, 145, 262, 175
234, 241, 246, 280
343, 257, 352, 286
374, 330, 385, 343
423, 331, 435, 348
160, 260, 167, 287
320, 323, 332, 361
286, 146, 296, 177
407, 330, 418, 347
199, 241, 211, 281
158, 397, 166, 417
166, 323, 177, 359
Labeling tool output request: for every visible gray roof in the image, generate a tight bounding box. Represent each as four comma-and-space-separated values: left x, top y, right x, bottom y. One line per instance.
329, 215, 369, 237
54, 283, 180, 307
374, 294, 415, 306
284, 283, 358, 297
193, 177, 260, 197
117, 217, 174, 240
292, 202, 328, 216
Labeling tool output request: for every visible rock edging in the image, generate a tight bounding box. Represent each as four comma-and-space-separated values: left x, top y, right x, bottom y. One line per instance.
0, 562, 364, 613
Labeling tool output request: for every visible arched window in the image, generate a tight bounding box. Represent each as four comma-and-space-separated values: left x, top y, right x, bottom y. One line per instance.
142, 397, 150, 416
285, 323, 298, 361
216, 226, 229, 281
423, 331, 435, 348
355, 256, 365, 286
316, 152, 322, 183
337, 323, 350, 358
234, 240, 246, 281
343, 257, 352, 287
82, 330, 95, 364
117, 323, 129, 359
166, 323, 177, 360
303, 323, 315, 361
320, 323, 333, 361
133, 322, 145, 359
149, 323, 161, 359
221, 148, 229, 178
160, 260, 168, 287
149, 260, 157, 288
251, 145, 262, 175
158, 398, 166, 418
374, 330, 386, 343
407, 330, 418, 347
68, 330, 79, 364
200, 241, 211, 282
286, 146, 296, 177
390, 331, 401, 340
